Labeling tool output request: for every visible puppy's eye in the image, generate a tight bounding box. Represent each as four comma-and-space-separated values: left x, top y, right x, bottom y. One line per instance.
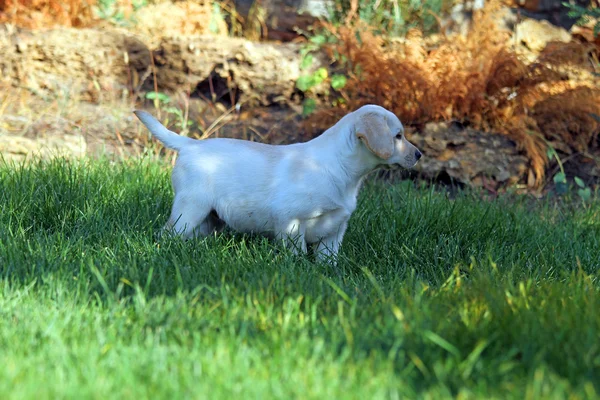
395, 133, 403, 140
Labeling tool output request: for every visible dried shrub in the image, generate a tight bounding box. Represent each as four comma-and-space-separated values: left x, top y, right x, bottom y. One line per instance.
308, 0, 600, 185
0, 0, 226, 38
533, 88, 600, 153
0, 0, 97, 28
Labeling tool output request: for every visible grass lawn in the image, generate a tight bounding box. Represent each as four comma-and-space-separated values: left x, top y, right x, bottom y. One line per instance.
1, 157, 599, 399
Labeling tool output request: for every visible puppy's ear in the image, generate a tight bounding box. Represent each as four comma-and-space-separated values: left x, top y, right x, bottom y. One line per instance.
355, 112, 394, 159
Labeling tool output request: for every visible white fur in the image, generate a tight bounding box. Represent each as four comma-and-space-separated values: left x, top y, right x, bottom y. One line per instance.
134, 104, 422, 262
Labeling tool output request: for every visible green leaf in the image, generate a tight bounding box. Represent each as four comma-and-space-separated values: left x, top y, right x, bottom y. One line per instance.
553, 172, 566, 184
460, 339, 491, 379
424, 330, 461, 358
546, 148, 555, 161
305, 43, 320, 53
302, 98, 317, 116
331, 74, 347, 90
334, 96, 346, 106
300, 54, 314, 70
145, 91, 171, 104
165, 106, 182, 117
578, 187, 592, 201
314, 67, 328, 82
574, 176, 585, 188
296, 75, 316, 92
555, 182, 568, 195
310, 34, 327, 45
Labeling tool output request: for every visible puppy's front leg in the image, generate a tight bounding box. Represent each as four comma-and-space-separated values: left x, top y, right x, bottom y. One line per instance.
315, 221, 348, 264
276, 219, 307, 255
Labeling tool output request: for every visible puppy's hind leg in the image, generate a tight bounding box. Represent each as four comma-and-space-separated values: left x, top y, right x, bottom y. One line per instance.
276, 219, 307, 255
164, 193, 212, 239
315, 221, 348, 264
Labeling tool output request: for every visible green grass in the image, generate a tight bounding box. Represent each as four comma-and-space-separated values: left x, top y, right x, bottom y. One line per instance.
1, 157, 600, 399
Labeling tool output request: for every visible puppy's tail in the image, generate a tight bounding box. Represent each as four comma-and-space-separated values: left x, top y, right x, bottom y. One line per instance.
134, 110, 194, 151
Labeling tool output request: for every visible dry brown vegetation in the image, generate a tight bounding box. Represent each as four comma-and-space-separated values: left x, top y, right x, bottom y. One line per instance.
309, 1, 600, 185
0, 0, 100, 27
0, 0, 224, 31
0, 0, 231, 35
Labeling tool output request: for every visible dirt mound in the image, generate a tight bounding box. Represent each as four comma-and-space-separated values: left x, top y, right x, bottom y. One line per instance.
0, 22, 325, 106
0, 26, 151, 101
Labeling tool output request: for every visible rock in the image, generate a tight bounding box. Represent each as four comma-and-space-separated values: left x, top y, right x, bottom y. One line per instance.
408, 122, 529, 186
0, 134, 87, 162
514, 18, 571, 53
0, 28, 152, 101
150, 35, 325, 106
0, 26, 321, 106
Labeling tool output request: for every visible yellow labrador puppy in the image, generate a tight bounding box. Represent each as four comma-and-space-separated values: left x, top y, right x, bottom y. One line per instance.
134, 104, 421, 261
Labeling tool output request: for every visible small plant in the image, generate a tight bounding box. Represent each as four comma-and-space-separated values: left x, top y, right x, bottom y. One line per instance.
145, 91, 192, 132
547, 146, 568, 194
145, 91, 170, 111
296, 33, 348, 116
574, 176, 592, 201
164, 106, 193, 132
547, 146, 592, 201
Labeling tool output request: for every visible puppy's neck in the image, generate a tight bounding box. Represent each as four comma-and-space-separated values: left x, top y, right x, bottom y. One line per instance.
312, 116, 380, 191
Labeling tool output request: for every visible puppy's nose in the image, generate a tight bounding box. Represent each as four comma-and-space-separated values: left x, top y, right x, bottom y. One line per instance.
415, 150, 422, 160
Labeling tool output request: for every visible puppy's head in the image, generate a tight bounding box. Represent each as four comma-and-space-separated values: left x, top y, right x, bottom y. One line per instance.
353, 105, 421, 169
